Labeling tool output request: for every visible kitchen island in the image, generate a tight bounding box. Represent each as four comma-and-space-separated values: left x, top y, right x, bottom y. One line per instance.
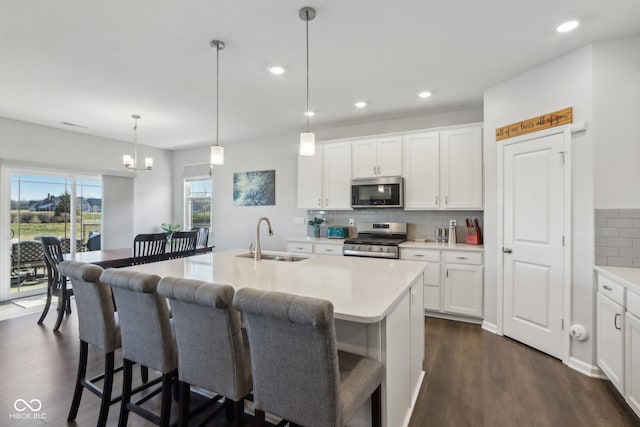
123, 249, 426, 427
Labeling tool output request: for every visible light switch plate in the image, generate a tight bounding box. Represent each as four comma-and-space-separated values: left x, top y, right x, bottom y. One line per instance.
348, 218, 355, 226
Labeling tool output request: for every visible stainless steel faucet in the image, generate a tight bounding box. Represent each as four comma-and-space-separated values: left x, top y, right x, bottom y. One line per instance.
255, 217, 274, 261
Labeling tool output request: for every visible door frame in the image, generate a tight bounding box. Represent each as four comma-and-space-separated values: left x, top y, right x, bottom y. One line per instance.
496, 125, 572, 363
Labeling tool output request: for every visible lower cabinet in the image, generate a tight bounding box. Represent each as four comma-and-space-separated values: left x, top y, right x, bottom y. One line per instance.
597, 289, 625, 395
400, 247, 483, 320
443, 263, 483, 318
595, 270, 640, 419
626, 290, 640, 417
287, 241, 343, 256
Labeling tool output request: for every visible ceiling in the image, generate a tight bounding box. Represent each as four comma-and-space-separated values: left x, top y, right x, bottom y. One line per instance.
1, 1, 639, 150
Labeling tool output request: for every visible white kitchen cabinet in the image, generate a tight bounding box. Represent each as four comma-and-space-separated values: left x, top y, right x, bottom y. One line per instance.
440, 127, 483, 209
443, 262, 483, 317
404, 126, 483, 210
314, 243, 342, 256
597, 291, 625, 395
352, 136, 403, 178
625, 290, 640, 417
404, 132, 440, 209
286, 242, 314, 254
298, 141, 352, 210
400, 246, 483, 320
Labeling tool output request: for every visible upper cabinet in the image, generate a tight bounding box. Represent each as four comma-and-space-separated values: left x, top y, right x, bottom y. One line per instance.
404, 126, 483, 210
352, 136, 403, 179
298, 141, 352, 210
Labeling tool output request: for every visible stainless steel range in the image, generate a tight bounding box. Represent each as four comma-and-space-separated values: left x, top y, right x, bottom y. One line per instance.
343, 222, 407, 259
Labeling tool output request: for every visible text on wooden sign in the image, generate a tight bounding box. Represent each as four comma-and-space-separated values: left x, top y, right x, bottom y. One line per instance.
496, 107, 573, 141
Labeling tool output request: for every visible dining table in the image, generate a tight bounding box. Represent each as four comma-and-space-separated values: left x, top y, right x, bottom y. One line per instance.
66, 246, 214, 268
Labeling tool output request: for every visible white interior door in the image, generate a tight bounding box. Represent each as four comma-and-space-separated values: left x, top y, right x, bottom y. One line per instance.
503, 131, 565, 359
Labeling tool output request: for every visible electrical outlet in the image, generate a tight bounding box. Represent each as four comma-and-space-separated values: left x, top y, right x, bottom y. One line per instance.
348, 218, 355, 226
449, 220, 456, 227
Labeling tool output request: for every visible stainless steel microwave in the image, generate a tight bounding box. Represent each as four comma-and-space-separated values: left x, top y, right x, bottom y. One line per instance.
351, 177, 404, 208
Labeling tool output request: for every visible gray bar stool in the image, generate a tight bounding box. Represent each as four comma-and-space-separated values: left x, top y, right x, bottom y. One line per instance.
100, 268, 177, 427
233, 288, 384, 427
157, 276, 253, 426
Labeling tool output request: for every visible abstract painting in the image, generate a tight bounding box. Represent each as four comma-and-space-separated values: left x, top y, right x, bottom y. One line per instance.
233, 170, 276, 206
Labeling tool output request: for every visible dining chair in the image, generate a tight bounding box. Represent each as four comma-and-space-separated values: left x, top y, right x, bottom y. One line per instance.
133, 233, 167, 265
169, 231, 197, 259
60, 238, 85, 254
100, 268, 178, 427
157, 276, 252, 427
191, 227, 209, 248
39, 236, 74, 331
233, 288, 384, 427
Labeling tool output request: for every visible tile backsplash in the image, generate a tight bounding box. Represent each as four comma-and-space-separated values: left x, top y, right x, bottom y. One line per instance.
595, 209, 640, 267
306, 209, 483, 243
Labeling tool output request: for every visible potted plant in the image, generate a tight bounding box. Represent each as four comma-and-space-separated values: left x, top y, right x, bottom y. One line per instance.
307, 217, 324, 238
161, 223, 181, 243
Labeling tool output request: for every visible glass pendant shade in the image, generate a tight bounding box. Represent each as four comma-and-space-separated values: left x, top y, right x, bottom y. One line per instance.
144, 157, 153, 169
210, 145, 224, 165
122, 154, 134, 168
300, 132, 315, 156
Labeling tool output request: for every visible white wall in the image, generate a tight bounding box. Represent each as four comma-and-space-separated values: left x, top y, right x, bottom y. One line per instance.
171, 109, 483, 251
0, 117, 173, 237
593, 34, 640, 208
483, 46, 595, 365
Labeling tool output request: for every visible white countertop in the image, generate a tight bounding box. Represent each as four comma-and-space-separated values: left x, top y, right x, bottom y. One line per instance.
286, 237, 346, 244
123, 249, 426, 323
594, 265, 640, 293
399, 241, 484, 252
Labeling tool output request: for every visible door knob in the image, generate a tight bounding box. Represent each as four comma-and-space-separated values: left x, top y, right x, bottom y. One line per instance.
503, 247, 513, 254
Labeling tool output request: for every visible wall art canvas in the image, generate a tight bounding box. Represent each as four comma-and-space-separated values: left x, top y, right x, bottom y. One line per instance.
233, 170, 276, 206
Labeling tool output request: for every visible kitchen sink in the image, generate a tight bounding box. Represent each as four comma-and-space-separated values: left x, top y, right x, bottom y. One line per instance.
235, 253, 308, 262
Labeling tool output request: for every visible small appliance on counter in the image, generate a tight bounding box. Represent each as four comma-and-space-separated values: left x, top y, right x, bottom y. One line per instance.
327, 226, 348, 239
448, 220, 457, 245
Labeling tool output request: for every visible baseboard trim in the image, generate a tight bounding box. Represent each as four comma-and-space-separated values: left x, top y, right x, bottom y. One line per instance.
424, 311, 482, 325
481, 320, 498, 334
567, 357, 606, 378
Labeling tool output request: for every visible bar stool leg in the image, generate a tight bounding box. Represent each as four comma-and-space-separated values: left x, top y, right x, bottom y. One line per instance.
67, 340, 88, 421
118, 359, 133, 427
178, 381, 190, 427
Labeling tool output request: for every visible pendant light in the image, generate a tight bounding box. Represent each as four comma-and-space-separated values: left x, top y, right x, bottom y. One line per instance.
123, 114, 153, 170
299, 6, 316, 156
210, 40, 225, 165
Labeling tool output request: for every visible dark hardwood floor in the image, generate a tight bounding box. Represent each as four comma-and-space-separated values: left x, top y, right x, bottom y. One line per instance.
1, 308, 639, 426
410, 318, 640, 427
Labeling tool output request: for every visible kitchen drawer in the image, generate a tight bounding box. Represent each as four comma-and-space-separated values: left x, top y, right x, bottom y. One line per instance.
598, 274, 625, 306
286, 242, 314, 254
443, 251, 483, 265
424, 285, 441, 311
400, 248, 440, 262
628, 289, 640, 318
315, 243, 342, 256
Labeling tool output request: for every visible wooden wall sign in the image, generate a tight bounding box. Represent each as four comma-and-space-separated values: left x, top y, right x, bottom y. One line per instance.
496, 107, 573, 141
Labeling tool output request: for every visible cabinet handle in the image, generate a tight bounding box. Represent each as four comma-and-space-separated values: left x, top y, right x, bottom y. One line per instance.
296, 246, 304, 250
326, 248, 333, 252
445, 196, 449, 205
435, 195, 438, 205
456, 256, 468, 260
602, 285, 613, 291
446, 269, 449, 278
614, 313, 622, 330
325, 198, 329, 206
414, 254, 425, 257
318, 198, 321, 207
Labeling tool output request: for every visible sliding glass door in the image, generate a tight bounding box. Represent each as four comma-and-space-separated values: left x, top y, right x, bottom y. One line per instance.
4, 170, 101, 300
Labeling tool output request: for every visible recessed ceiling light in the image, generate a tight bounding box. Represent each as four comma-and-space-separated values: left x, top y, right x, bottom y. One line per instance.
418, 91, 432, 99
305, 111, 315, 117
269, 66, 285, 75
556, 20, 579, 33
355, 101, 367, 108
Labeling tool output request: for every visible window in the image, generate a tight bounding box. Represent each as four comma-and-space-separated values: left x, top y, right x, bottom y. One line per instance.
7, 172, 102, 298
185, 179, 212, 231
